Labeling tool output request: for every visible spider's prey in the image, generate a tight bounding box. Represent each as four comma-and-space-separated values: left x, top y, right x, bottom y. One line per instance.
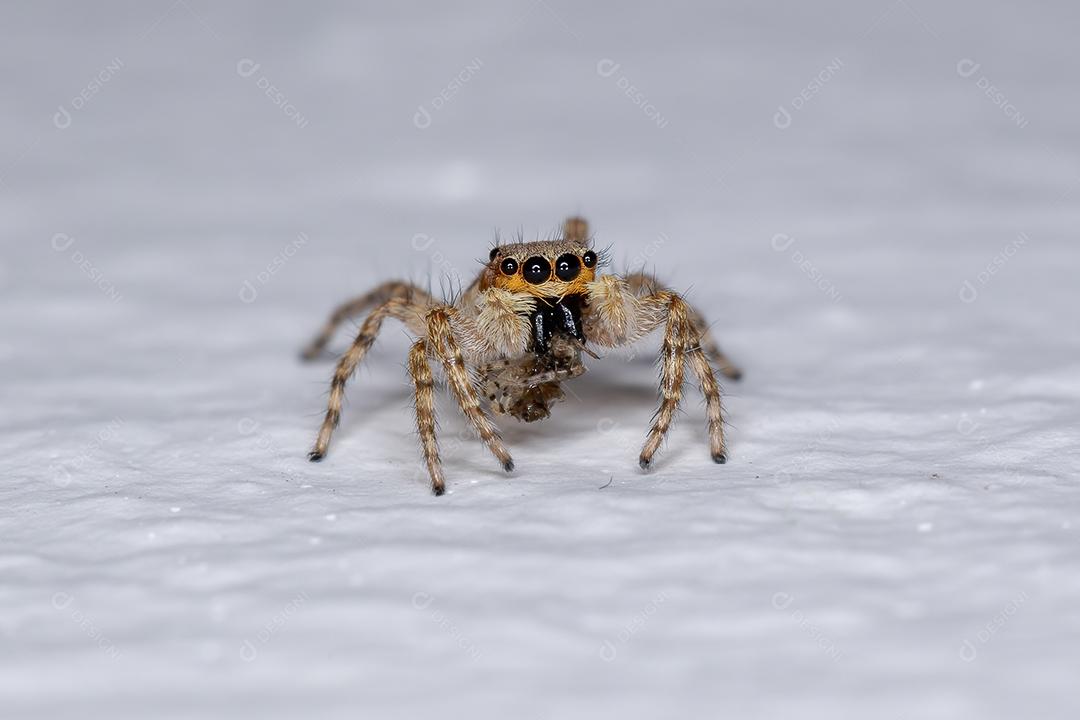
300, 217, 743, 495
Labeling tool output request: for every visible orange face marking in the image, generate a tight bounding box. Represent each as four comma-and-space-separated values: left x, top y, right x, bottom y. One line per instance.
490, 267, 597, 298
482, 240, 599, 299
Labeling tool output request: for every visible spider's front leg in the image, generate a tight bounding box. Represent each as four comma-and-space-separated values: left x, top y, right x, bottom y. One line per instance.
410, 289, 533, 493
585, 275, 729, 468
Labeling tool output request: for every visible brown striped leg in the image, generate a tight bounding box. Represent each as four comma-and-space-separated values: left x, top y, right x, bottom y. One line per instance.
408, 339, 445, 494
639, 293, 688, 469
689, 312, 743, 381
624, 272, 742, 380
426, 308, 515, 473
563, 216, 590, 243
686, 338, 728, 463
308, 297, 416, 461
301, 281, 435, 361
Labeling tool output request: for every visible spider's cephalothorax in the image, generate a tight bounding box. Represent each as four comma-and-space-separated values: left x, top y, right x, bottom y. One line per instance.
301, 217, 744, 495
482, 239, 599, 355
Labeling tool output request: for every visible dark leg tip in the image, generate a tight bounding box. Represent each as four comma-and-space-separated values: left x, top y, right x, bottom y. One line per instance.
307, 450, 324, 462
729, 370, 744, 382
639, 457, 652, 471
432, 485, 445, 496
503, 459, 515, 473
713, 453, 727, 464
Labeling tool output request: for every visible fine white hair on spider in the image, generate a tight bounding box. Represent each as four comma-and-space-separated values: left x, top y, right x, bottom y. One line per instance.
300, 216, 743, 496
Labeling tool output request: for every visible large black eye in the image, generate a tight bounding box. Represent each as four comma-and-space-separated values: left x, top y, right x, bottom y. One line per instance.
555, 253, 581, 282
489, 247, 500, 261
522, 256, 551, 284
582, 250, 597, 268
500, 257, 519, 275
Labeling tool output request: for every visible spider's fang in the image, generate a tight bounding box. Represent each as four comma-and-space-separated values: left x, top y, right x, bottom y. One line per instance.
531, 307, 554, 354
529, 293, 588, 355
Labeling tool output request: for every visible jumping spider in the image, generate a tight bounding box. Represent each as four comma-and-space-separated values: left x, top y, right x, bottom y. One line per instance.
301, 217, 742, 495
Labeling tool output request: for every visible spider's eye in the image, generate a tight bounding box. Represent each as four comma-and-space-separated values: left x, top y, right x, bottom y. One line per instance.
522, 256, 551, 284
490, 247, 500, 261
554, 253, 581, 282
500, 258, 519, 275
582, 250, 597, 268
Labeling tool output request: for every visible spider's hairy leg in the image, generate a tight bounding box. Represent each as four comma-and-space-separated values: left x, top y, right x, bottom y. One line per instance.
300, 281, 434, 361
638, 291, 728, 466
563, 216, 589, 242
585, 276, 728, 467
624, 271, 742, 380
426, 307, 515, 473
409, 339, 445, 495
686, 340, 728, 464
307, 297, 423, 461
639, 293, 689, 469
582, 274, 662, 348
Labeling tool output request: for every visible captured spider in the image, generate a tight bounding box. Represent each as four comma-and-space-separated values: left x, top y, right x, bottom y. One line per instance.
301, 217, 742, 495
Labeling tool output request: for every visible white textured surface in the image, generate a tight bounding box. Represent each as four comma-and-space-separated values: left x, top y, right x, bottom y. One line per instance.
2, 1, 1078, 718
